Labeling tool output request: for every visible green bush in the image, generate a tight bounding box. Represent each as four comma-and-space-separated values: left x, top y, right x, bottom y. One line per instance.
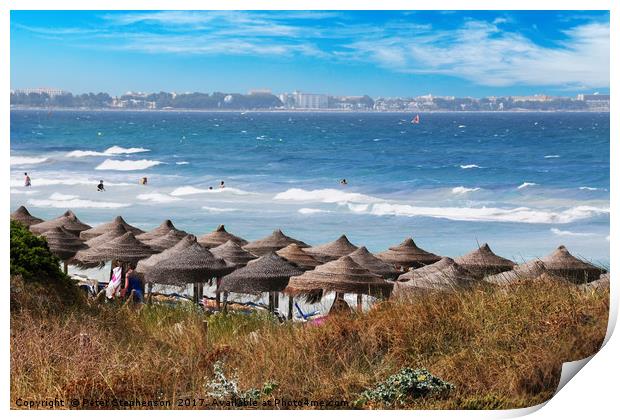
10, 220, 66, 283
356, 368, 454, 407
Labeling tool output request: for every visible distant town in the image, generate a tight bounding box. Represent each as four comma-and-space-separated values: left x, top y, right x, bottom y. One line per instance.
10, 87, 610, 112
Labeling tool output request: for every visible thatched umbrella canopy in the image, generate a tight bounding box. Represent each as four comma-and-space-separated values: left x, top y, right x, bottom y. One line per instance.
484, 260, 547, 286
243, 229, 309, 256
40, 226, 87, 261
540, 245, 605, 283
79, 216, 144, 241
136, 219, 187, 242
348, 246, 400, 279
394, 257, 479, 295
30, 210, 91, 236
198, 224, 248, 249
72, 232, 156, 268
145, 241, 235, 286
376, 238, 441, 269
11, 205, 44, 227
210, 240, 257, 268
286, 256, 393, 298
218, 252, 304, 294
303, 234, 359, 262
582, 273, 610, 291
454, 243, 516, 279
84, 223, 128, 248
144, 229, 188, 252
136, 234, 197, 274
276, 243, 321, 270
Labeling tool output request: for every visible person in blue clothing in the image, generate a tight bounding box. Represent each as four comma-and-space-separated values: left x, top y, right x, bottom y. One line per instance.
123, 264, 144, 303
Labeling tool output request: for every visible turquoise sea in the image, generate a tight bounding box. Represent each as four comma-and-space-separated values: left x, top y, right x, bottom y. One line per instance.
10, 110, 610, 272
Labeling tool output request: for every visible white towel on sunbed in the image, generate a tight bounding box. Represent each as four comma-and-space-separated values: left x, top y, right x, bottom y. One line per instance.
106, 267, 123, 299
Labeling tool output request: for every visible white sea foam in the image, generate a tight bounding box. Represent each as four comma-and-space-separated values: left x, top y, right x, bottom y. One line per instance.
550, 228, 596, 237
298, 208, 331, 215
176, 161, 189, 165
9, 176, 132, 187
452, 186, 481, 194
28, 196, 129, 209
137, 193, 181, 203
11, 156, 48, 165
544, 155, 560, 159
49, 192, 79, 200
205, 187, 252, 195
579, 186, 603, 191
458, 125, 467, 128
274, 188, 381, 204
202, 206, 239, 213
95, 159, 162, 171
10, 189, 39, 195
347, 203, 608, 224
170, 186, 209, 196
67, 146, 150, 158
517, 182, 537, 189
459, 164, 480, 169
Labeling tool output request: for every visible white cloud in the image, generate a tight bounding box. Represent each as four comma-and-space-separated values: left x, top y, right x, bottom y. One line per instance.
347, 20, 609, 88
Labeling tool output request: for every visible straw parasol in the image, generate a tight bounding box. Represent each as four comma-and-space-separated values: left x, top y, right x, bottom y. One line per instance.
79, 216, 145, 241
143, 229, 188, 252
303, 234, 359, 262
30, 210, 91, 236
540, 245, 605, 283
136, 219, 187, 242
286, 256, 393, 298
84, 223, 128, 248
218, 252, 304, 294
376, 238, 441, 269
484, 260, 547, 286
40, 226, 87, 262
454, 243, 516, 279
145, 241, 235, 286
11, 205, 44, 227
198, 224, 248, 248
210, 240, 258, 268
243, 229, 309, 256
136, 234, 197, 274
276, 243, 321, 270
348, 246, 400, 279
394, 257, 479, 295
72, 232, 156, 268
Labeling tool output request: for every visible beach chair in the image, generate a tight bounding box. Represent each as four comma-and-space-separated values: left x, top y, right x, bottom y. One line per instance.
294, 302, 320, 320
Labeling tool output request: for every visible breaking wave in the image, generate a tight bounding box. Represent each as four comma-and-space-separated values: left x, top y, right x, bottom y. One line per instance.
28, 194, 129, 209
67, 146, 150, 158
347, 203, 609, 224
274, 188, 381, 204
95, 159, 162, 171
550, 228, 596, 237
517, 182, 537, 190
137, 193, 181, 203
11, 156, 48, 165
452, 186, 481, 194
298, 208, 331, 215
459, 164, 480, 169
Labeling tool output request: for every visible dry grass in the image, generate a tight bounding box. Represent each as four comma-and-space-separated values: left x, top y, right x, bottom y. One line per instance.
10, 277, 608, 410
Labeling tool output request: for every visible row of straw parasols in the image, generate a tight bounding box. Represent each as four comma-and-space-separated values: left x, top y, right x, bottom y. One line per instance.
11, 206, 608, 315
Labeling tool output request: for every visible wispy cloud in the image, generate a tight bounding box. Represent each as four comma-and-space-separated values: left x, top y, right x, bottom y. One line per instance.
346, 20, 609, 88
12, 11, 610, 89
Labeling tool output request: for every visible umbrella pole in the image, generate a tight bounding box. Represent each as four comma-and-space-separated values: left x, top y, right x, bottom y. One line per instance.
223, 292, 229, 314
63, 261, 68, 275
357, 294, 363, 312
215, 277, 221, 310
268, 292, 274, 313
274, 292, 280, 314
287, 295, 293, 320
146, 282, 153, 305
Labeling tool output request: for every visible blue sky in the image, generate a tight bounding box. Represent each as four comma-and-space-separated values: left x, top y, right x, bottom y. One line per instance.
10, 10, 610, 97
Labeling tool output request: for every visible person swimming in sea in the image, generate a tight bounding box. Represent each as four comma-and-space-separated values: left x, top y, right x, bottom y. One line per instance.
340, 178, 348, 185
24, 172, 31, 187
97, 180, 105, 191
220, 181, 225, 189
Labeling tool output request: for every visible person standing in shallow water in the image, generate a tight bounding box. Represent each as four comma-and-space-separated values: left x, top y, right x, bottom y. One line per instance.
97, 180, 105, 191
220, 180, 225, 189
24, 173, 31, 187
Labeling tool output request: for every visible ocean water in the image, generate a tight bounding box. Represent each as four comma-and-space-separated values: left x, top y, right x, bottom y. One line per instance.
10, 110, 610, 274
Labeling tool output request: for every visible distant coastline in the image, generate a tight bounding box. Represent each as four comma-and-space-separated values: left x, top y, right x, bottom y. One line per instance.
9, 106, 610, 114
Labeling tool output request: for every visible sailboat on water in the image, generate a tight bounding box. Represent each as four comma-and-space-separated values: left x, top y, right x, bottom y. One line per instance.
411, 114, 420, 124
